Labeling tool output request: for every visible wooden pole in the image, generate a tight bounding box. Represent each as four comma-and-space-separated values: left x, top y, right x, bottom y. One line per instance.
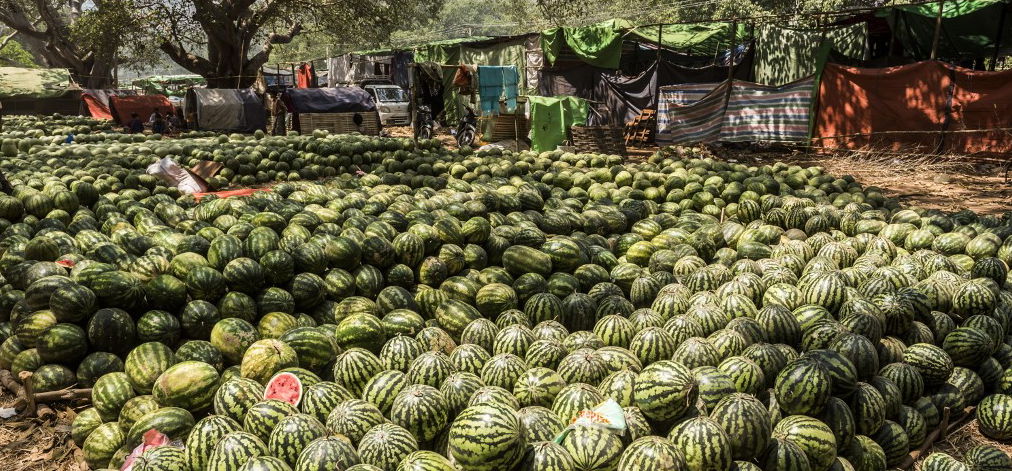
990, 4, 1008, 70
724, 20, 738, 103
930, 0, 945, 60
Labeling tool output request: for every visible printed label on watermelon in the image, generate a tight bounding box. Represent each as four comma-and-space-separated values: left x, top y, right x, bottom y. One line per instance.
263, 372, 304, 407
553, 399, 627, 444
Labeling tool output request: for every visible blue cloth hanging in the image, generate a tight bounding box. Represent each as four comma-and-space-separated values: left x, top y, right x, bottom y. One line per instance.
477, 66, 518, 115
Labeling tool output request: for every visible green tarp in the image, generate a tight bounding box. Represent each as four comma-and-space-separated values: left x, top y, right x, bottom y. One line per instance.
629, 22, 749, 55
754, 23, 868, 86
878, 0, 1012, 59
0, 67, 73, 99
541, 19, 631, 69
528, 95, 588, 153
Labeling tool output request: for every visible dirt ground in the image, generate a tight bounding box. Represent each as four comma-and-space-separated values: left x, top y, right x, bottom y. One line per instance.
913, 418, 1012, 469
0, 391, 86, 471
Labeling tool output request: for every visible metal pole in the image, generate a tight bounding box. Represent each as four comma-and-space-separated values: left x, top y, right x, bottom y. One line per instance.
930, 0, 945, 60
991, 4, 1008, 70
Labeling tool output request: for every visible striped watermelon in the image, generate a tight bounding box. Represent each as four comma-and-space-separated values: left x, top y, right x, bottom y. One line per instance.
243, 399, 298, 442
295, 436, 361, 471
357, 423, 419, 471
978, 394, 1012, 441
560, 424, 624, 471
667, 417, 733, 471
513, 367, 566, 408
772, 415, 837, 471
518, 406, 566, 443
617, 436, 686, 471
633, 360, 695, 422
763, 436, 811, 471
521, 441, 578, 471
152, 360, 220, 412
902, 343, 954, 386
448, 403, 524, 471
774, 358, 831, 415
267, 414, 328, 465
184, 415, 242, 471
206, 431, 270, 471
92, 371, 136, 421
361, 369, 408, 415
326, 399, 387, 445
709, 392, 772, 461
214, 377, 265, 423
389, 384, 449, 443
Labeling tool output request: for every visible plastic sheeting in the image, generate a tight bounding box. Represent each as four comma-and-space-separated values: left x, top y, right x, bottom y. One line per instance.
283, 87, 376, 114
538, 48, 753, 127
528, 96, 589, 152
719, 77, 816, 142
542, 19, 630, 69
0, 67, 74, 99
81, 89, 138, 119
815, 61, 952, 151
109, 95, 174, 125
657, 82, 729, 145
629, 22, 749, 55
754, 23, 868, 86
879, 0, 1012, 59
815, 61, 1012, 154
183, 88, 266, 132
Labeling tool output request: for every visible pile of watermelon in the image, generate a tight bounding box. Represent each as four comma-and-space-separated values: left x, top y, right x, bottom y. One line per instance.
1, 122, 1012, 471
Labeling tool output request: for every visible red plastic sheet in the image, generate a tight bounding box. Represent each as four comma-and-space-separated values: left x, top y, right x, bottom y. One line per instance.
814, 61, 951, 152
81, 93, 114, 119
946, 66, 1012, 154
109, 95, 174, 125
815, 60, 1012, 154
296, 63, 317, 88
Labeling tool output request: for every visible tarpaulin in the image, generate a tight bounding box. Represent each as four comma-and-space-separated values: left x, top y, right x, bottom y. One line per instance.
538, 48, 753, 127
110, 95, 174, 125
754, 23, 868, 86
81, 89, 138, 119
183, 88, 266, 132
297, 63, 317, 88
629, 22, 749, 55
814, 61, 952, 151
0, 67, 74, 99
542, 19, 631, 69
528, 96, 589, 152
328, 52, 411, 87
657, 82, 729, 145
879, 0, 1012, 59
945, 66, 1012, 153
283, 87, 376, 114
477, 66, 519, 114
82, 94, 114, 119
720, 77, 816, 142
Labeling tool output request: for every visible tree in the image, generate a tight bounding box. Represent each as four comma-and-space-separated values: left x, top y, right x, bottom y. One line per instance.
0, 0, 142, 88
150, 0, 443, 88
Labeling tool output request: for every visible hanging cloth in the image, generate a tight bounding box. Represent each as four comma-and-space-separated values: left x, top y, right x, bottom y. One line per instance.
296, 63, 317, 88
477, 65, 519, 115
528, 95, 589, 152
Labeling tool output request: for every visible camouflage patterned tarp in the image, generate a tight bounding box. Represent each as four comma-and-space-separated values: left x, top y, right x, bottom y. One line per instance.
0, 67, 74, 99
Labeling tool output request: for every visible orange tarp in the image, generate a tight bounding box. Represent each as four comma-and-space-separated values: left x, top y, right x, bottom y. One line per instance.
946, 66, 1012, 154
814, 61, 951, 152
82, 93, 114, 119
814, 60, 1012, 154
109, 94, 173, 125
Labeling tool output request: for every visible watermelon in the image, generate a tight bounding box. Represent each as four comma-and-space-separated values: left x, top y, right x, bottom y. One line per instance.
264, 371, 304, 407
448, 403, 524, 471
668, 417, 733, 471
267, 414, 328, 465
241, 339, 299, 385
184, 415, 242, 471
357, 423, 418, 471
295, 436, 361, 471
152, 360, 220, 412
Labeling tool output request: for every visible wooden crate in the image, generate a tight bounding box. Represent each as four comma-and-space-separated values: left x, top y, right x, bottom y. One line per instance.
481, 113, 530, 143
571, 125, 626, 155
295, 111, 381, 135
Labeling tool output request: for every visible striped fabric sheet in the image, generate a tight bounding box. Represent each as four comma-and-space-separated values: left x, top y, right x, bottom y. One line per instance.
656, 82, 728, 146
719, 77, 816, 143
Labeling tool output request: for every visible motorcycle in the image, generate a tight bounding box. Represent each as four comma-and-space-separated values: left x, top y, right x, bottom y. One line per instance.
414, 104, 434, 140
455, 105, 478, 148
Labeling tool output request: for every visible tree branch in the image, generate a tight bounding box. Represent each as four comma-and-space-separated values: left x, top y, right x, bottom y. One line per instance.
246, 21, 302, 70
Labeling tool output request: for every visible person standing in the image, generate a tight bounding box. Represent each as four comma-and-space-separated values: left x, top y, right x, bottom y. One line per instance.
149, 108, 167, 134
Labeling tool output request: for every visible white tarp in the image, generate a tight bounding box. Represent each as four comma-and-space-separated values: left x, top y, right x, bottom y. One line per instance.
190, 88, 244, 130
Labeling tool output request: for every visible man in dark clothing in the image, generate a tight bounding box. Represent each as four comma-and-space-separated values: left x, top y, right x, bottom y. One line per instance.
150, 109, 167, 134
127, 113, 144, 133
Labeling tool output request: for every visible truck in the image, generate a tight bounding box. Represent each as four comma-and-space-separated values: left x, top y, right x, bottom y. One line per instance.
362, 83, 410, 126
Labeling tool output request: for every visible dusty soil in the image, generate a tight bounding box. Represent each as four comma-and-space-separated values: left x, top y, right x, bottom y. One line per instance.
0, 390, 85, 471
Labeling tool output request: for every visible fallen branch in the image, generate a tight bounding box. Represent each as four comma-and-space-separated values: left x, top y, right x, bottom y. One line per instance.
0, 369, 24, 396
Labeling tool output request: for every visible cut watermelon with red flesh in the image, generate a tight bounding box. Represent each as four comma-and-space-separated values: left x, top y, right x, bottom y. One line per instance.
264, 372, 304, 407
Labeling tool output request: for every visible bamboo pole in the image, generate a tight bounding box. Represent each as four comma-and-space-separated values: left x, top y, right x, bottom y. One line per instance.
930, 0, 946, 60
